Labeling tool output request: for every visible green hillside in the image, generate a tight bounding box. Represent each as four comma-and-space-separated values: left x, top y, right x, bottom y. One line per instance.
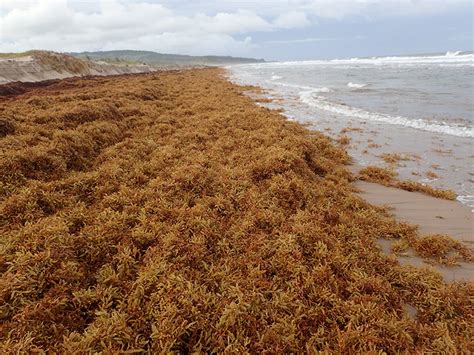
70, 50, 265, 66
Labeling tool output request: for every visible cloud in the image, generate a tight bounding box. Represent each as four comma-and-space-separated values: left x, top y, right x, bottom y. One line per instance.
0, 0, 471, 56
1, 0, 74, 40
0, 0, 289, 55
0, 0, 33, 12
266, 37, 339, 44
158, 0, 471, 19
298, 0, 470, 20
273, 11, 310, 29
194, 10, 272, 34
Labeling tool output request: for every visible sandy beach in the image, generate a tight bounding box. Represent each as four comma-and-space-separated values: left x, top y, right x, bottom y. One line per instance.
228, 57, 474, 210
0, 69, 472, 352
356, 181, 473, 282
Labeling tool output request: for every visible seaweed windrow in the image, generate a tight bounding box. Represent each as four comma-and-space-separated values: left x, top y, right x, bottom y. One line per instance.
0, 69, 472, 353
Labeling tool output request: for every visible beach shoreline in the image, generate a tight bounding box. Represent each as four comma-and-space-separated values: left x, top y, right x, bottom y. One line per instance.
231, 70, 473, 281
355, 180, 473, 282
226, 59, 474, 210
1, 68, 472, 352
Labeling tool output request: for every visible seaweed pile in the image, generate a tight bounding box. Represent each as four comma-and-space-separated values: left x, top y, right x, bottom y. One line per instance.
0, 69, 472, 352
358, 166, 457, 200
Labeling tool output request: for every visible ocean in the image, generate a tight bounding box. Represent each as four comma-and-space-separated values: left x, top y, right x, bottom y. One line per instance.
227, 51, 474, 209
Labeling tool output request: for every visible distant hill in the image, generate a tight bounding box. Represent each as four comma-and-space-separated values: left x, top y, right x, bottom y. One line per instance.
70, 50, 265, 66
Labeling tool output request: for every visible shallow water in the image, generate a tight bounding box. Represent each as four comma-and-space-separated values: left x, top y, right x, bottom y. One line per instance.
228, 52, 474, 209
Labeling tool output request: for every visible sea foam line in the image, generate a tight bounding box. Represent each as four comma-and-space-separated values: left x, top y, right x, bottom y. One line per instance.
299, 90, 474, 138
267, 80, 334, 93
457, 195, 474, 211
347, 82, 367, 89
242, 52, 474, 68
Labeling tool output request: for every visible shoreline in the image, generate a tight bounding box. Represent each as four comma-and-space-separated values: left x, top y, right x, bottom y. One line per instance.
355, 180, 473, 282
230, 66, 474, 281
232, 71, 473, 281
226, 66, 474, 211
1, 68, 472, 352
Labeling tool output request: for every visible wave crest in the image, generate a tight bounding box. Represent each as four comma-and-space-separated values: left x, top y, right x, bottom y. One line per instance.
347, 82, 367, 89
245, 52, 474, 68
299, 90, 474, 138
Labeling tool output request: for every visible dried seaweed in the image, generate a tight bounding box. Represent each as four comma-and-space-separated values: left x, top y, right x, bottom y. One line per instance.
359, 166, 457, 200
0, 68, 472, 352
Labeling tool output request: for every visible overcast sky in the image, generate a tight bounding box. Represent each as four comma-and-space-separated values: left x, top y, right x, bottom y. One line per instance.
1, 0, 472, 61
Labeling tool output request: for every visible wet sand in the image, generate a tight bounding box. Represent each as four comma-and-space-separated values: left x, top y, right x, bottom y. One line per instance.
240, 80, 473, 283
226, 68, 474, 210
355, 180, 473, 282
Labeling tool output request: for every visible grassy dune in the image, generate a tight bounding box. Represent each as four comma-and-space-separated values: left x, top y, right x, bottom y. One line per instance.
0, 51, 36, 59
0, 69, 472, 352
0, 51, 92, 74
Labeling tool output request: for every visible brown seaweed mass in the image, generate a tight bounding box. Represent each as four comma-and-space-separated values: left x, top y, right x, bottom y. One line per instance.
0, 68, 472, 353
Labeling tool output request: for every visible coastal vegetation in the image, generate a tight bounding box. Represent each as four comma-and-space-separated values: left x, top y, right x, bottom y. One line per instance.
0, 51, 91, 74
0, 51, 37, 59
71, 50, 265, 66
0, 68, 471, 352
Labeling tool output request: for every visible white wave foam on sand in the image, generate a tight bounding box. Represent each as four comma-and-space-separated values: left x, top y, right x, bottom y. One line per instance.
299, 90, 474, 138
457, 195, 474, 211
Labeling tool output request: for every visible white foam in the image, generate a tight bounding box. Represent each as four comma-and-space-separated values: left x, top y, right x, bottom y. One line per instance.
457, 195, 474, 211
266, 80, 335, 94
242, 52, 474, 68
347, 82, 367, 89
446, 51, 462, 57
267, 80, 319, 91
299, 90, 474, 138
418, 178, 439, 184
312, 87, 334, 93
271, 75, 283, 80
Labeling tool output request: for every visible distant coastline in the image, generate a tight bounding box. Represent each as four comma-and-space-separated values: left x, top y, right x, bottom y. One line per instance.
70, 49, 265, 66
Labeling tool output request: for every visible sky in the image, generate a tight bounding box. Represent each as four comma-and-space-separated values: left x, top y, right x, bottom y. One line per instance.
0, 0, 472, 61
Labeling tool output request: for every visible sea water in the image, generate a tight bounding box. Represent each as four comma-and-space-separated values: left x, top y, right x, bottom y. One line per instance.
228, 52, 474, 209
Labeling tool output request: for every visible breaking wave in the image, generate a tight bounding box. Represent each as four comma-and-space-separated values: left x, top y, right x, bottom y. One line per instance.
267, 80, 328, 92
246, 52, 474, 68
299, 90, 474, 138
445, 51, 462, 57
347, 82, 367, 89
